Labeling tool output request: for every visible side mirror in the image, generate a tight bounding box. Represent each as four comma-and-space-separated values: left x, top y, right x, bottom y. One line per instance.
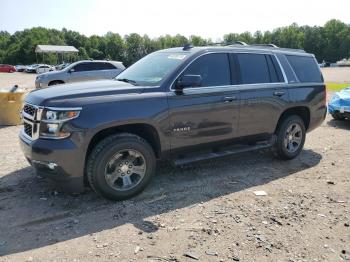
68, 68, 75, 73
175, 74, 202, 91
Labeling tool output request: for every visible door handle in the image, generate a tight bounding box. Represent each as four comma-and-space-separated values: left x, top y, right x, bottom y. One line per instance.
223, 96, 237, 102
273, 91, 285, 97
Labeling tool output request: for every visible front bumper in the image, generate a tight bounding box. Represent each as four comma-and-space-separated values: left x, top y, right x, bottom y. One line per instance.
19, 130, 86, 192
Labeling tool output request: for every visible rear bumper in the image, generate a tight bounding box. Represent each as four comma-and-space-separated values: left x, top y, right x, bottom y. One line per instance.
19, 130, 86, 193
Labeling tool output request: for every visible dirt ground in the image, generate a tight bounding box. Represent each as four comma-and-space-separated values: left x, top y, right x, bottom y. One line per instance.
0, 69, 350, 262
0, 72, 36, 91
0, 114, 350, 261
321, 68, 350, 83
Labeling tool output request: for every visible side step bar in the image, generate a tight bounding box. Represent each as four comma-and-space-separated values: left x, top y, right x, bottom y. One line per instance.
173, 139, 275, 166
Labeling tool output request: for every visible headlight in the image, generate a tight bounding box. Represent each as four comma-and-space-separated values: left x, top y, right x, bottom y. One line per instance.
40, 108, 81, 139
44, 110, 79, 121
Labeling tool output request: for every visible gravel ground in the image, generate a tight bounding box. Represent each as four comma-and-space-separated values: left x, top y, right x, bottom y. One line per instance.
0, 113, 349, 262
0, 68, 349, 261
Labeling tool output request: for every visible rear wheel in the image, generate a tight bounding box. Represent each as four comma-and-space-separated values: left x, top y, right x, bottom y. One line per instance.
86, 133, 156, 200
274, 115, 306, 160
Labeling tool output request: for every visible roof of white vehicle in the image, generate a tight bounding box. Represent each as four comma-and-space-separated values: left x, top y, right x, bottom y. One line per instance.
35, 45, 79, 53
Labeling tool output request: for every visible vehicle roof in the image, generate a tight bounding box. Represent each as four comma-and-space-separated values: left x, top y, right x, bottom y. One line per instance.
158, 45, 314, 57
78, 60, 124, 64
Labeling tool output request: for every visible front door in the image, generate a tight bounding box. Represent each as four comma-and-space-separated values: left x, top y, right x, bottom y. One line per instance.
68, 62, 97, 83
167, 53, 240, 151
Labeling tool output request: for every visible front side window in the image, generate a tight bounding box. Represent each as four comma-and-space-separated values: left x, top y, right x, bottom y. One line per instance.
237, 53, 271, 84
181, 53, 231, 87
116, 52, 189, 86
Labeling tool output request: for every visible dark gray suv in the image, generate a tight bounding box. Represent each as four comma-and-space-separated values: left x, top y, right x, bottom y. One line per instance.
35, 60, 125, 88
21, 44, 326, 200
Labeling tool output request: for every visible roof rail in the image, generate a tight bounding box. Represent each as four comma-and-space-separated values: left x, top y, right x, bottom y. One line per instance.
227, 41, 248, 46
186, 42, 306, 53
251, 43, 279, 48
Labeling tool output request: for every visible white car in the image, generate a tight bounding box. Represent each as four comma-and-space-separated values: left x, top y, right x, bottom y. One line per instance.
36, 64, 54, 74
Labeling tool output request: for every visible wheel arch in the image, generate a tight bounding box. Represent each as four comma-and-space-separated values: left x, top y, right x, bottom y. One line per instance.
275, 106, 310, 133
48, 80, 65, 86
85, 123, 162, 164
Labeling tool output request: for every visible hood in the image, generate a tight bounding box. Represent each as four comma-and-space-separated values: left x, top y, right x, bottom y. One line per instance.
37, 70, 63, 77
25, 80, 143, 107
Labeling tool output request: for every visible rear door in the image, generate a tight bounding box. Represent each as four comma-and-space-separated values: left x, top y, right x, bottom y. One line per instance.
234, 52, 289, 137
167, 53, 240, 151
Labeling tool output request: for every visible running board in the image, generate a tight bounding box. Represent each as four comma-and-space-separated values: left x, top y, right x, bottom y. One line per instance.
173, 140, 274, 166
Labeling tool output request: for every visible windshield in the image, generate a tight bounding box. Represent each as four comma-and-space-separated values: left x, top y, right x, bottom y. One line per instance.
116, 52, 189, 86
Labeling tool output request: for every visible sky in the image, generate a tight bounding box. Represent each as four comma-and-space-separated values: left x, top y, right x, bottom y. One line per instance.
0, 0, 349, 40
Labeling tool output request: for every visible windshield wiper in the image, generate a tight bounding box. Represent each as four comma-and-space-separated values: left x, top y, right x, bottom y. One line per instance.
116, 78, 138, 85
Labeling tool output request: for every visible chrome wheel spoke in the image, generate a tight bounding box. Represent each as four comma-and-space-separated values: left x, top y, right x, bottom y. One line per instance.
288, 141, 294, 151
284, 122, 303, 153
106, 173, 119, 185
131, 165, 146, 176
291, 125, 301, 136
122, 175, 132, 188
104, 149, 147, 191
292, 136, 302, 145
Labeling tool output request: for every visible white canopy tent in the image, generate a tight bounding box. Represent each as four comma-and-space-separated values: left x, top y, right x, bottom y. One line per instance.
35, 45, 79, 64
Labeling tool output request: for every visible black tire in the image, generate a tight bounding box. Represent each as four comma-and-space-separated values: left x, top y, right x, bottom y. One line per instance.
274, 115, 306, 160
86, 133, 156, 200
48, 80, 64, 86
331, 113, 345, 120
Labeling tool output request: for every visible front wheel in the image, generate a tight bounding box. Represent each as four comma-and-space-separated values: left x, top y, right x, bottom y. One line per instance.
274, 115, 306, 160
86, 133, 156, 200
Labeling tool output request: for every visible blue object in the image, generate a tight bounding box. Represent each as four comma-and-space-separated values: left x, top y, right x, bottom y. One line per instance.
328, 87, 350, 114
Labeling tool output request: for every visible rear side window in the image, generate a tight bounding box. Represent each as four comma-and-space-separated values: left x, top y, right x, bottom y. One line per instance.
183, 53, 230, 87
236, 54, 271, 84
286, 55, 322, 82
93, 62, 116, 70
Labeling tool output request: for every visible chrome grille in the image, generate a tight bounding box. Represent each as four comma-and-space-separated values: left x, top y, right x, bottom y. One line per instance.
21, 103, 42, 140
24, 122, 33, 137
23, 104, 36, 117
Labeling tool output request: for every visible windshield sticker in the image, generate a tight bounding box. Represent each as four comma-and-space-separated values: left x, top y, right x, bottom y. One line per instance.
168, 54, 187, 60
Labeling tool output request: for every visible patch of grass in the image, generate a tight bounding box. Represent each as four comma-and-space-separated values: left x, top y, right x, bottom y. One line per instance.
326, 82, 350, 91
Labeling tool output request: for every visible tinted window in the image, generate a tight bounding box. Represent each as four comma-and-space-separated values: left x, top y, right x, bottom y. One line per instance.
103, 62, 117, 70
73, 63, 95, 72
286, 55, 322, 82
93, 62, 116, 70
182, 53, 230, 87
237, 54, 270, 84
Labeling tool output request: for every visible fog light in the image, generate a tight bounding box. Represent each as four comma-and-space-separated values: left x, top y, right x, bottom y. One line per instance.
48, 162, 57, 170
32, 160, 58, 170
